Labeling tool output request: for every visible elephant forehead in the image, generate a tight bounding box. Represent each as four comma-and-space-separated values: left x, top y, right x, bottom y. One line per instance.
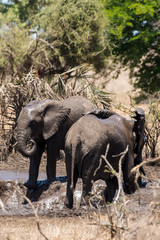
27, 100, 40, 107
135, 107, 145, 116
25, 99, 53, 110
19, 107, 37, 120
27, 108, 37, 119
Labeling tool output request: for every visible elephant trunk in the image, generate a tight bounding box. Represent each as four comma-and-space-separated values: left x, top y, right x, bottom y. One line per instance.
17, 131, 37, 157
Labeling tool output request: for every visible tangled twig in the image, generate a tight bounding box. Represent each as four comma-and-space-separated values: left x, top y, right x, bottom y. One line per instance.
86, 145, 129, 239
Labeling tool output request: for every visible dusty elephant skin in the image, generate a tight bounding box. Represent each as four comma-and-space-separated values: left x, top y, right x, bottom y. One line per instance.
17, 96, 95, 190
64, 108, 145, 208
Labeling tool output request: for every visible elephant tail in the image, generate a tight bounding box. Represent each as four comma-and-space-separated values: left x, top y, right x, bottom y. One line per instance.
70, 144, 78, 192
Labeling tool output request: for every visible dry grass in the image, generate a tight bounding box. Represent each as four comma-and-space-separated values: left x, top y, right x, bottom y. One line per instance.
0, 216, 111, 240
0, 210, 160, 240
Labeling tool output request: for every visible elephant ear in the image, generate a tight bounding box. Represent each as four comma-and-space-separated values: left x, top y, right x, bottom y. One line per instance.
40, 100, 71, 140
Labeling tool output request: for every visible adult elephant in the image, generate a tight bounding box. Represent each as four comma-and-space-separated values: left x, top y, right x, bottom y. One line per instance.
64, 108, 145, 208
17, 96, 95, 189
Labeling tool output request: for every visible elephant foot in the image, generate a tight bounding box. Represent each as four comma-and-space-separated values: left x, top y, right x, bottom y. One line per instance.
123, 182, 137, 194
64, 198, 73, 209
24, 180, 37, 190
24, 177, 67, 190
24, 179, 52, 189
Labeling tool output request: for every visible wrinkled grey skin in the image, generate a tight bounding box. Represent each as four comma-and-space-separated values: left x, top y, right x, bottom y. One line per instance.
17, 96, 95, 189
64, 108, 145, 208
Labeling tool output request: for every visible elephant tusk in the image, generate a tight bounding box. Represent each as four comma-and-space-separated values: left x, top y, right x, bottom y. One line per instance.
26, 139, 36, 150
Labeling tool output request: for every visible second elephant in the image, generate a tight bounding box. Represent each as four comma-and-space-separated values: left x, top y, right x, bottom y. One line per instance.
17, 96, 95, 189
64, 108, 145, 208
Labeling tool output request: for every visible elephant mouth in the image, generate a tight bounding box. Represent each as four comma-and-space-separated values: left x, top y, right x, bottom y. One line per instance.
17, 135, 37, 157
26, 139, 35, 151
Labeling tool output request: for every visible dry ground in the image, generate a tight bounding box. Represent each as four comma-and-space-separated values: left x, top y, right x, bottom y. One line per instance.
0, 152, 160, 240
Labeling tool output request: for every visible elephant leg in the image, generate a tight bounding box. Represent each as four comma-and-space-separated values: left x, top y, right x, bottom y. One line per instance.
46, 138, 59, 183
46, 151, 57, 183
24, 143, 45, 189
81, 176, 93, 206
104, 177, 118, 203
65, 180, 74, 209
123, 151, 137, 194
65, 165, 78, 209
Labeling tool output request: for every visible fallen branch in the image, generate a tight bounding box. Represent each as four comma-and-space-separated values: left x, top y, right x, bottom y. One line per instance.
131, 156, 160, 174
87, 145, 129, 239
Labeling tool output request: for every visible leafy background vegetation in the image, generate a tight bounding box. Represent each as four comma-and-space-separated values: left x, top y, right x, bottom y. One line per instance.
0, 0, 159, 93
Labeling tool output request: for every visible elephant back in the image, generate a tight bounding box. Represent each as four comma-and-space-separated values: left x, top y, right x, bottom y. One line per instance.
62, 96, 95, 123
95, 114, 135, 155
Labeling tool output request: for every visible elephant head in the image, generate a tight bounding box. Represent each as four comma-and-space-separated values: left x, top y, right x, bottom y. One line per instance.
132, 108, 146, 179
132, 108, 145, 154
17, 99, 70, 157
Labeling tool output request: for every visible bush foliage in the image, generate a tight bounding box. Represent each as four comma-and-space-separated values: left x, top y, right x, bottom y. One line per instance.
0, 0, 109, 80
144, 95, 160, 158
0, 0, 159, 94
105, 0, 160, 93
